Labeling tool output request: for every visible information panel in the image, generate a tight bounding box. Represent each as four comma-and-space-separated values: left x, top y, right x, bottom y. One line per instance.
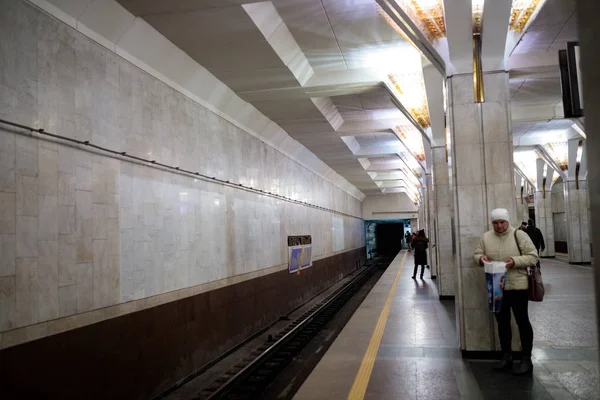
288, 235, 312, 273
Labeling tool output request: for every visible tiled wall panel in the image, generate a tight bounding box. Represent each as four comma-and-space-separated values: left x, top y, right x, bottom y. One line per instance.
0, 0, 364, 334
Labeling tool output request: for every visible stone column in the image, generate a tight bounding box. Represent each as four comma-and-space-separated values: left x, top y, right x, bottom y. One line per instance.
563, 138, 592, 264
449, 72, 516, 353
418, 187, 426, 232
534, 159, 555, 257
574, 0, 600, 350
425, 172, 438, 277
518, 176, 531, 225
564, 180, 592, 264
432, 145, 455, 296
515, 172, 524, 222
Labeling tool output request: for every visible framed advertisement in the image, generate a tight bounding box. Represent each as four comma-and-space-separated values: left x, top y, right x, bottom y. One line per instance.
287, 236, 312, 273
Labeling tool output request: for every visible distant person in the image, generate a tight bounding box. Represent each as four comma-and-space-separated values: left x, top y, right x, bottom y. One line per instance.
519, 221, 528, 231
526, 219, 545, 269
474, 208, 538, 376
405, 231, 412, 252
411, 230, 429, 279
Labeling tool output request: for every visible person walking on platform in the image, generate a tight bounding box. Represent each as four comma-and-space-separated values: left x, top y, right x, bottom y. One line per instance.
405, 231, 412, 252
411, 229, 429, 279
526, 219, 545, 269
519, 221, 528, 231
474, 208, 539, 376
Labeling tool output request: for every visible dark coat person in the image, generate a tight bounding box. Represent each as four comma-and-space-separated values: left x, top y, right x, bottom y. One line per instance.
525, 219, 545, 252
411, 230, 429, 279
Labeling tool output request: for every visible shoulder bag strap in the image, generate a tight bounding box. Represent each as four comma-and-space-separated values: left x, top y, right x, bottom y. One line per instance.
514, 230, 529, 275
513, 230, 522, 255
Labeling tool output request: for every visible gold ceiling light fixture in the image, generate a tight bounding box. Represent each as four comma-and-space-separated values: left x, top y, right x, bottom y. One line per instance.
396, 161, 422, 188
509, 0, 547, 32
395, 124, 426, 162
544, 142, 569, 171
376, 3, 421, 53
393, 0, 447, 43
471, 0, 485, 102
472, 0, 485, 34
388, 73, 431, 128
514, 151, 537, 184
399, 151, 423, 179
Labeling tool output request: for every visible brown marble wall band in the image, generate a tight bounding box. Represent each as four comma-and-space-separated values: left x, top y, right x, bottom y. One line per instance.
0, 247, 365, 400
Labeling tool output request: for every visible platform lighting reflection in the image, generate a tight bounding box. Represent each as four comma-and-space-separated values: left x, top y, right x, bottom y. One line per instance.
510, 0, 548, 32
544, 142, 569, 171
395, 125, 426, 161
388, 73, 430, 128
514, 151, 537, 183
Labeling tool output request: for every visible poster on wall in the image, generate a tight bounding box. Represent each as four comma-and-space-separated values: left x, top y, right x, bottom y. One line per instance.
288, 235, 312, 273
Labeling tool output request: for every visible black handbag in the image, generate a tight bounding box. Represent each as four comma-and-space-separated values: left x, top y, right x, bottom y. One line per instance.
513, 231, 545, 302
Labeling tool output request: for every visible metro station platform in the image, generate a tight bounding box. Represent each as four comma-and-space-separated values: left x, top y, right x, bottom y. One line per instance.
294, 252, 599, 400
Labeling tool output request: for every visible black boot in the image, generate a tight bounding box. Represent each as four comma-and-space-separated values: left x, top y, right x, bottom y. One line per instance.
493, 354, 512, 371
513, 357, 533, 376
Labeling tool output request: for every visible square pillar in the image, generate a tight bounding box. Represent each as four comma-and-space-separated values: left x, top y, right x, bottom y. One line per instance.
534, 191, 555, 257
449, 72, 517, 353
565, 180, 592, 264
432, 146, 455, 296
425, 173, 438, 277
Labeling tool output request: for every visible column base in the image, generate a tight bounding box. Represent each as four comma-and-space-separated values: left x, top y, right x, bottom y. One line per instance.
439, 295, 455, 300
569, 261, 592, 266
430, 275, 437, 280
540, 256, 555, 259
462, 350, 524, 360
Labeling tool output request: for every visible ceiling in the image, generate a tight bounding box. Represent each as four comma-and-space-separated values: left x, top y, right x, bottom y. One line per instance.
509, 0, 579, 123
116, 0, 581, 198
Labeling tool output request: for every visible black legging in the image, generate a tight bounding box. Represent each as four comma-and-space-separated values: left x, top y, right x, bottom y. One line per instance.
413, 264, 425, 277
494, 290, 534, 358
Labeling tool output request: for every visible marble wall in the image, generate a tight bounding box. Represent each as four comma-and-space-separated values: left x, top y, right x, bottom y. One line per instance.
0, 1, 364, 338
449, 72, 517, 352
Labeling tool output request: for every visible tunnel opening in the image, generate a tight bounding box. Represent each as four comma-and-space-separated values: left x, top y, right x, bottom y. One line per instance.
375, 223, 404, 258
365, 220, 408, 261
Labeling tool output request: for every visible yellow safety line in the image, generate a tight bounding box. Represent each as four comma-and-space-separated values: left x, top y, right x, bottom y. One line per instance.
346, 251, 407, 400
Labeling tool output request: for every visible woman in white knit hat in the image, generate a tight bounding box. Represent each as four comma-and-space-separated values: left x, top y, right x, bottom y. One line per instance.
474, 208, 539, 376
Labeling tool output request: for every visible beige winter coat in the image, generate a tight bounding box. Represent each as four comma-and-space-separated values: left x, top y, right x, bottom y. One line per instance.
473, 226, 538, 290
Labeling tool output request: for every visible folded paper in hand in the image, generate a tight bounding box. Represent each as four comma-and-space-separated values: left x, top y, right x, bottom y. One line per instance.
484, 261, 507, 313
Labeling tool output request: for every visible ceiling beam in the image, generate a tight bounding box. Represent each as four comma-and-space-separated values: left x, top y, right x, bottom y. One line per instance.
422, 63, 446, 146
443, 0, 473, 75
534, 145, 568, 181
375, 0, 446, 75
481, 0, 513, 71
243, 2, 314, 85
511, 103, 564, 123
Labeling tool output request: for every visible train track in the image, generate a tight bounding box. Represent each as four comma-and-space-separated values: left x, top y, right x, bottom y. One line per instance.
194, 261, 384, 400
